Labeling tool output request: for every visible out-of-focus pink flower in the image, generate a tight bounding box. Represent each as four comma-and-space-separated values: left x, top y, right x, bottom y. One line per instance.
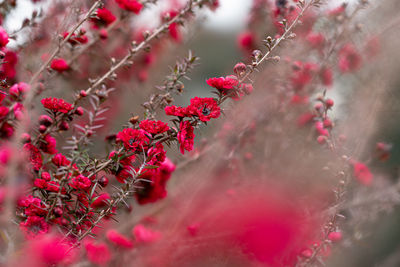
352, 161, 373, 186
50, 58, 69, 72
85, 241, 111, 265
106, 229, 134, 249
132, 224, 161, 243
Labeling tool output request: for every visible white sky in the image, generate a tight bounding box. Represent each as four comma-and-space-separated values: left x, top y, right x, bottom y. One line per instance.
5, 0, 354, 33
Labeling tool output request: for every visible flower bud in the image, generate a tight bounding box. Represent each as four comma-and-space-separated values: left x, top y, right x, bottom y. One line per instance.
234, 62, 246, 76
317, 135, 327, 144
79, 90, 87, 97
75, 107, 84, 116
325, 98, 334, 108
39, 115, 53, 126
39, 125, 47, 133
98, 176, 109, 187
54, 207, 63, 217
21, 133, 31, 143
59, 121, 69, 131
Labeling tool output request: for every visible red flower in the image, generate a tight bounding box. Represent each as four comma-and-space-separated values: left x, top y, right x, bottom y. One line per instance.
139, 119, 169, 135
39, 134, 58, 154
352, 161, 373, 186
41, 97, 73, 114
106, 229, 134, 249
34, 178, 48, 189
238, 31, 256, 52
0, 49, 18, 80
50, 58, 69, 72
132, 224, 161, 243
23, 235, 72, 266
52, 153, 70, 167
206, 76, 239, 94
112, 152, 136, 183
187, 97, 221, 122
116, 128, 151, 151
0, 122, 14, 138
63, 32, 88, 45
320, 67, 333, 87
291, 62, 318, 91
85, 241, 111, 265
115, 0, 143, 14
9, 82, 30, 99
328, 4, 346, 16
306, 32, 325, 50
177, 121, 195, 154
92, 8, 116, 27
365, 36, 380, 59
91, 193, 111, 209
135, 158, 175, 204
168, 22, 181, 42
69, 174, 91, 191
46, 181, 61, 192
338, 44, 362, 73
18, 195, 47, 216
0, 27, 9, 47
328, 231, 342, 242
23, 143, 43, 171
20, 216, 49, 236
165, 105, 190, 117
147, 143, 166, 166
0, 106, 8, 118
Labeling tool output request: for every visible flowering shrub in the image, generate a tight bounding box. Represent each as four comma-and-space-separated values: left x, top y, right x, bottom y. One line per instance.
0, 0, 400, 266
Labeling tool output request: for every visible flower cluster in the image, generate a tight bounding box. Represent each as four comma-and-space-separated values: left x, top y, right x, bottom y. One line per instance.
41, 97, 73, 114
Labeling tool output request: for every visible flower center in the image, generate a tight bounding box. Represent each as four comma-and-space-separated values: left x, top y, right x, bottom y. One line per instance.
129, 138, 136, 146
202, 106, 211, 116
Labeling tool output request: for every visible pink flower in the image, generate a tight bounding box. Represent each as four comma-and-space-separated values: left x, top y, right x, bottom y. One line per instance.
365, 36, 380, 58
23, 143, 43, 171
9, 82, 30, 99
0, 27, 9, 47
21, 235, 73, 266
106, 229, 134, 249
165, 105, 190, 117
328, 231, 342, 242
187, 97, 221, 122
92, 8, 116, 27
338, 44, 362, 73
237, 31, 255, 52
116, 128, 150, 151
115, 0, 143, 14
206, 76, 238, 93
50, 58, 70, 72
320, 67, 333, 87
306, 32, 325, 50
69, 174, 91, 191
139, 119, 169, 135
63, 31, 88, 45
85, 241, 111, 265
147, 143, 166, 166
18, 195, 47, 216
135, 158, 175, 204
39, 134, 58, 154
177, 121, 195, 155
41, 97, 73, 113
132, 224, 161, 243
0, 106, 9, 118
0, 49, 18, 80
352, 161, 373, 186
51, 153, 70, 167
20, 216, 49, 236
91, 193, 111, 208
328, 4, 346, 16
291, 62, 318, 91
